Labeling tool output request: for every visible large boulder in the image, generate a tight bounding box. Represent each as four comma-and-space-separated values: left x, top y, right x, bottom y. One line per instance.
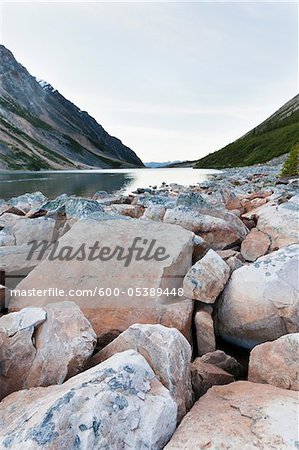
0, 228, 15, 246
0, 212, 24, 228
7, 192, 47, 213
13, 217, 56, 245
9, 219, 194, 344
87, 323, 193, 422
0, 350, 177, 450
183, 249, 230, 303
35, 194, 105, 219
26, 301, 97, 387
216, 245, 299, 349
0, 302, 96, 400
248, 333, 299, 390
257, 200, 299, 249
0, 244, 50, 275
165, 381, 299, 450
164, 206, 248, 250
0, 307, 46, 400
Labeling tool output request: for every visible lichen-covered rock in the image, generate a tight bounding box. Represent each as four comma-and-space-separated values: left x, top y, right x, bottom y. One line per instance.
87, 323, 193, 422
216, 245, 299, 349
0, 350, 177, 450
257, 200, 299, 249
248, 333, 299, 390
165, 381, 299, 450
183, 250, 230, 303
36, 194, 104, 219
0, 302, 96, 400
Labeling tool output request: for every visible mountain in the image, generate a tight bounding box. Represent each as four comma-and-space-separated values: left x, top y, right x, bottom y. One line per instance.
168, 95, 298, 169
193, 94, 299, 169
144, 160, 182, 168
0, 46, 144, 170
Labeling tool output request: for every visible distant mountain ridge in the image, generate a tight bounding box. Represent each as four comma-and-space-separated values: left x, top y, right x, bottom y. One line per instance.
145, 160, 182, 168
0, 46, 144, 170
194, 94, 299, 169
169, 95, 299, 169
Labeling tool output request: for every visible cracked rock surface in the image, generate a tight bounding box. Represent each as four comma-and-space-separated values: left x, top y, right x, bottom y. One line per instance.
87, 323, 193, 423
165, 381, 299, 450
0, 301, 96, 400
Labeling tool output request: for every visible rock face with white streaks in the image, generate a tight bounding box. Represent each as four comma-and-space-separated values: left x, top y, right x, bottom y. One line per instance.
183, 250, 230, 303
216, 245, 299, 349
86, 323, 193, 422
0, 302, 96, 400
9, 219, 194, 344
165, 381, 299, 450
248, 333, 299, 390
0, 350, 177, 450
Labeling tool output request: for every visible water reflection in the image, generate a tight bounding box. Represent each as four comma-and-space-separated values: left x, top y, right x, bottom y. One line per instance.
0, 168, 219, 201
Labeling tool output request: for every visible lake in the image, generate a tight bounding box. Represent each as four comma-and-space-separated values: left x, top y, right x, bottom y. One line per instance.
0, 168, 219, 201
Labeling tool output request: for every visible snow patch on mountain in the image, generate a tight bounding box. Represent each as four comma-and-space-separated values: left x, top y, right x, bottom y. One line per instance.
36, 78, 57, 93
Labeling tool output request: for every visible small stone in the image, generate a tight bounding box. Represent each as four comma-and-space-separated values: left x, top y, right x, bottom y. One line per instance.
200, 350, 245, 379
183, 249, 230, 303
194, 304, 215, 356
241, 228, 270, 261
191, 358, 234, 398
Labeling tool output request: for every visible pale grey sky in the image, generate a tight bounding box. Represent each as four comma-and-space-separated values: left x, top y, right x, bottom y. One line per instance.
1, 1, 298, 162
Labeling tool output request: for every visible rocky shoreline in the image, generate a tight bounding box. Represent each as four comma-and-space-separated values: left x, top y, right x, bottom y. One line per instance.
0, 161, 298, 449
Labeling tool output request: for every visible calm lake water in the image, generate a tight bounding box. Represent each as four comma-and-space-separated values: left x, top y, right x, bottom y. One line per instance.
0, 168, 219, 201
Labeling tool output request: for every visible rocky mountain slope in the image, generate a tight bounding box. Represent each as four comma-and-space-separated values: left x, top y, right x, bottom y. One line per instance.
170, 94, 299, 169
0, 45, 144, 170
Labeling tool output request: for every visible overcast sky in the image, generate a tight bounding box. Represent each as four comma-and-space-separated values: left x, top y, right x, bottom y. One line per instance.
1, 1, 298, 162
